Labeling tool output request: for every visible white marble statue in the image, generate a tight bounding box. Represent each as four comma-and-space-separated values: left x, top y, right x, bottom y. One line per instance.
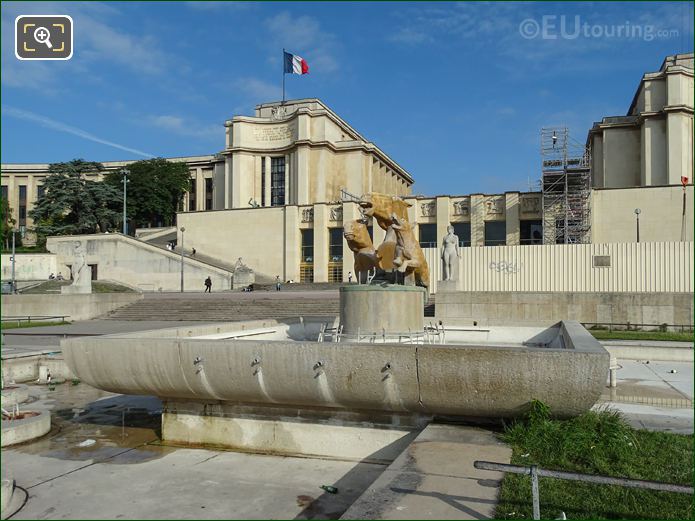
441, 225, 460, 281
62, 241, 92, 294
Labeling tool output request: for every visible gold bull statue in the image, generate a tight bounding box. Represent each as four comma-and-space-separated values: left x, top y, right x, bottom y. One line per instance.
343, 192, 430, 289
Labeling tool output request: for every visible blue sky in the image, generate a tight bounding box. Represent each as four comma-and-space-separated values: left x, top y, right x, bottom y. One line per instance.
2, 1, 693, 195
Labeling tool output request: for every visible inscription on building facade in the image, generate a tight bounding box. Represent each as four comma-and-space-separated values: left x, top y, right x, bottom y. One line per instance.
253, 124, 293, 143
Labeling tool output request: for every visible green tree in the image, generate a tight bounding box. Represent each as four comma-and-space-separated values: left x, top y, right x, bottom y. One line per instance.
29, 159, 122, 242
1, 197, 18, 250
104, 158, 190, 230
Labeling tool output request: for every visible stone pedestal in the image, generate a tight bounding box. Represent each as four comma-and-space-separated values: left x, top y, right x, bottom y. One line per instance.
232, 268, 255, 289
437, 280, 460, 293
61, 265, 92, 294
340, 285, 425, 335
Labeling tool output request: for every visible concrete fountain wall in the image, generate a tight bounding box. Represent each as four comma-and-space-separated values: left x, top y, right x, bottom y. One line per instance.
61, 318, 608, 456
62, 319, 607, 418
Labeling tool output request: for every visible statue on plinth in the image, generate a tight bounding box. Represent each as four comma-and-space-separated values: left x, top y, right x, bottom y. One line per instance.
343, 192, 430, 290
62, 241, 92, 294
232, 257, 255, 289
441, 225, 460, 281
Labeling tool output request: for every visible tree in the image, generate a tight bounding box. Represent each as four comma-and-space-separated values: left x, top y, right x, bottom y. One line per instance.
104, 158, 190, 230
29, 159, 122, 242
1, 197, 17, 250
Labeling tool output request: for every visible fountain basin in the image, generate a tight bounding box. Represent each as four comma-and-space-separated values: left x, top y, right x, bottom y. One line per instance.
61, 319, 608, 419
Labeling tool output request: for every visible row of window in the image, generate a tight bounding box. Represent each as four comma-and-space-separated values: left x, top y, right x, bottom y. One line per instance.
188, 178, 214, 211
299, 220, 544, 267
418, 220, 543, 247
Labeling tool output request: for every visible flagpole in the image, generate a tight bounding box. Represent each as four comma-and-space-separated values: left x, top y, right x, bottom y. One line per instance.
282, 48, 286, 104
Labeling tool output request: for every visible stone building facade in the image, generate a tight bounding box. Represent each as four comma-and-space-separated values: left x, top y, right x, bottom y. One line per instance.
1, 56, 692, 284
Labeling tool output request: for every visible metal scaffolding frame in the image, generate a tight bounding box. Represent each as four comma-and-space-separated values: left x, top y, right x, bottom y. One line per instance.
541, 127, 592, 244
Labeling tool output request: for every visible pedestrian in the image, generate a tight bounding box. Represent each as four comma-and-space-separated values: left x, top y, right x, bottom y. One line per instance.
348, 271, 353, 283
48, 273, 55, 280
192, 247, 196, 256
275, 275, 281, 291
204, 276, 212, 293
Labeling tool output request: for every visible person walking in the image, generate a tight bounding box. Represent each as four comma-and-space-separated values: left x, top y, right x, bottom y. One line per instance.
348, 271, 353, 283
275, 275, 281, 291
204, 276, 212, 293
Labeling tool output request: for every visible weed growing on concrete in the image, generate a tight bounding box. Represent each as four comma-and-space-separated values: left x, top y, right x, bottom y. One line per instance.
496, 404, 693, 519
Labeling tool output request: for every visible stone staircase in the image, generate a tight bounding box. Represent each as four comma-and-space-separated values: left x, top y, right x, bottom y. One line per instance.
105, 290, 436, 321
104, 294, 341, 321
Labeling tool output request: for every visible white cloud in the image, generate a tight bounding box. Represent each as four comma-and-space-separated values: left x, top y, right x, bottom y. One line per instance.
264, 12, 339, 73
388, 28, 433, 45
1, 1, 175, 92
233, 77, 283, 103
3, 105, 155, 157
146, 114, 219, 138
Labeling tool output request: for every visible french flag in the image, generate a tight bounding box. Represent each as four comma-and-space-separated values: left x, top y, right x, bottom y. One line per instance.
284, 51, 309, 75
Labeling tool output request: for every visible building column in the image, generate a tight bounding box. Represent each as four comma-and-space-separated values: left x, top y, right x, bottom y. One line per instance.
224, 156, 232, 209
284, 154, 291, 205
505, 192, 520, 246
196, 168, 205, 211
297, 147, 309, 206
283, 205, 300, 282
667, 112, 690, 185
264, 157, 272, 207
471, 194, 485, 247
313, 204, 328, 283
342, 201, 359, 281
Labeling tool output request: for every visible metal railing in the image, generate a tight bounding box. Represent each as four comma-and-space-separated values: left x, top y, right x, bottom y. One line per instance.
474, 460, 694, 520
582, 322, 694, 334
1, 315, 69, 326
318, 322, 446, 344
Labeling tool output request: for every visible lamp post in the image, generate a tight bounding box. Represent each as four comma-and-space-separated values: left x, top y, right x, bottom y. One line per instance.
10, 229, 16, 294
634, 208, 641, 243
180, 227, 186, 293
121, 169, 130, 235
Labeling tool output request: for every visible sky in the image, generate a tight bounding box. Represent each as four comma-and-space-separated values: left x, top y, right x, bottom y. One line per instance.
2, 1, 693, 196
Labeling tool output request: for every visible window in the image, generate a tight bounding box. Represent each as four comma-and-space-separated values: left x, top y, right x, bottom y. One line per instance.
37, 185, 46, 201
301, 229, 314, 263
1, 185, 8, 201
300, 229, 314, 283
205, 178, 213, 210
418, 223, 437, 248
520, 220, 543, 245
328, 228, 343, 283
261, 157, 266, 207
271, 157, 285, 206
329, 228, 343, 262
18, 185, 27, 226
484, 221, 506, 246
188, 178, 196, 211
452, 223, 471, 247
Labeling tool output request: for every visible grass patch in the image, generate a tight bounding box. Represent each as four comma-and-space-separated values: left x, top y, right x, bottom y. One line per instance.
20, 280, 136, 294
590, 329, 693, 342
496, 402, 693, 520
1, 320, 71, 330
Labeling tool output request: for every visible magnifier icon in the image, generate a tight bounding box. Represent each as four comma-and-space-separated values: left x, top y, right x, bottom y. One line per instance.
33, 26, 53, 49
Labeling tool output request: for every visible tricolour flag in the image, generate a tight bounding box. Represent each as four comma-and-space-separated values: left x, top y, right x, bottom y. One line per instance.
284, 51, 309, 75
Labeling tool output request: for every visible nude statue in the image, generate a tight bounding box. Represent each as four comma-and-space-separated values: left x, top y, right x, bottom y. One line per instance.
441, 225, 460, 281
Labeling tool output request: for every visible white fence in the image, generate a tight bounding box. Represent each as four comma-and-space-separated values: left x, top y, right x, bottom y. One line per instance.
423, 242, 693, 294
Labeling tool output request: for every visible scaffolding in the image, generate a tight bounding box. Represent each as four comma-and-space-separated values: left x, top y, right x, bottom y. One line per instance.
541, 127, 592, 244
